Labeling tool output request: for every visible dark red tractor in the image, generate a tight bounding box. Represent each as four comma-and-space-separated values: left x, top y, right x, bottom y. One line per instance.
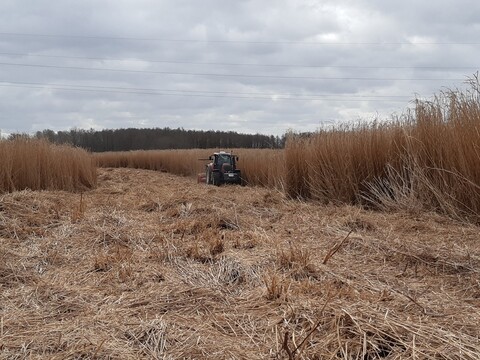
205, 151, 242, 185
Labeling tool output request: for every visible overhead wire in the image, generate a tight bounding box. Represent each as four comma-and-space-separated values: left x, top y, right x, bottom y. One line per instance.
1, 32, 480, 45
0, 80, 412, 99
0, 52, 477, 70
0, 62, 466, 81
0, 81, 417, 102
0, 32, 472, 106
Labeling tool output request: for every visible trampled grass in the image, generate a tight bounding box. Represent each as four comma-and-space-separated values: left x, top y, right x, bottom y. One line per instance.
1, 168, 478, 358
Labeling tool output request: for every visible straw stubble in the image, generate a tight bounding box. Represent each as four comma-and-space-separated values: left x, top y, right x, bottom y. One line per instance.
0, 168, 478, 359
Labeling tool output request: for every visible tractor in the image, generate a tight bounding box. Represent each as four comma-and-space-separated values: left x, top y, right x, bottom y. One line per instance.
204, 151, 242, 185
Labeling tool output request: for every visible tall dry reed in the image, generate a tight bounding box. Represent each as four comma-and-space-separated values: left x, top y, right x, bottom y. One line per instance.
235, 149, 285, 189
404, 92, 480, 217
95, 149, 286, 189
0, 138, 96, 193
287, 89, 480, 221
94, 149, 212, 176
288, 121, 408, 203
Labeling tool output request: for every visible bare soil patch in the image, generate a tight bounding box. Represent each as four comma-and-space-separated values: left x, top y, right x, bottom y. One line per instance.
1, 168, 479, 359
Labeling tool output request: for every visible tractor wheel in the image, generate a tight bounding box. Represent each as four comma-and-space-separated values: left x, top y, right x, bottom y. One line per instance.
212, 173, 220, 186
206, 170, 211, 185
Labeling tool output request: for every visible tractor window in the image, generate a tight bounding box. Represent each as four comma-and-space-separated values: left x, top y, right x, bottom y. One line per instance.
216, 154, 231, 166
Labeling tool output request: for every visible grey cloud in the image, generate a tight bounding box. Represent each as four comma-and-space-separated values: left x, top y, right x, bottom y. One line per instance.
0, 0, 478, 136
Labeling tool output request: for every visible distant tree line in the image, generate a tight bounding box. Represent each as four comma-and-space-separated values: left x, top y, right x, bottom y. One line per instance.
31, 127, 285, 152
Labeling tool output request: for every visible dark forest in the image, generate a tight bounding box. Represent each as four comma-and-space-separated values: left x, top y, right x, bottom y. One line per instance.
32, 127, 285, 152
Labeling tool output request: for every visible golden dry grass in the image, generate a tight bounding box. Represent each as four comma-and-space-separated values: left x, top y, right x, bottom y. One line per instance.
93, 149, 212, 176
94, 148, 286, 189
286, 90, 480, 222
1, 167, 478, 359
285, 122, 409, 202
0, 138, 96, 193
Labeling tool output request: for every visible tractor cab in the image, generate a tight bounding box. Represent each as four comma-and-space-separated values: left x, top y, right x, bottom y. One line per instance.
206, 151, 241, 185
211, 152, 237, 170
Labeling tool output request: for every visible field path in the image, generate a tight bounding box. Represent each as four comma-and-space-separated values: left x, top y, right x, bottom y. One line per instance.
1, 168, 479, 359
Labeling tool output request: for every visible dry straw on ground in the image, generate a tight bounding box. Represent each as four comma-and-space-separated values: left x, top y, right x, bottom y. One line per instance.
1, 168, 478, 359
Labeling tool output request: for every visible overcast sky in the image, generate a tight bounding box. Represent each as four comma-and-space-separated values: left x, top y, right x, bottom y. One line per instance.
0, 0, 479, 136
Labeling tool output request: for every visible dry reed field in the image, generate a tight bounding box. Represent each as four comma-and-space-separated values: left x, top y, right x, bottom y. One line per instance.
94, 148, 285, 189
95, 89, 480, 222
0, 139, 96, 193
1, 167, 479, 359
1, 87, 479, 358
286, 90, 480, 222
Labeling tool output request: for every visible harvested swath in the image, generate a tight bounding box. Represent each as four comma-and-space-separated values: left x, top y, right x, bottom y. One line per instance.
0, 168, 478, 359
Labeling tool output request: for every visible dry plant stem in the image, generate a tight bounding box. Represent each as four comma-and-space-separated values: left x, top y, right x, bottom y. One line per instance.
292, 291, 332, 358
280, 293, 333, 359
282, 331, 294, 360
93, 338, 107, 358
322, 230, 353, 264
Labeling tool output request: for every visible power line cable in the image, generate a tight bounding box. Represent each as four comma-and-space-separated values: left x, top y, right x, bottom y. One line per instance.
0, 80, 413, 99
0, 62, 465, 81
0, 81, 414, 102
0, 52, 476, 71
0, 32, 479, 46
